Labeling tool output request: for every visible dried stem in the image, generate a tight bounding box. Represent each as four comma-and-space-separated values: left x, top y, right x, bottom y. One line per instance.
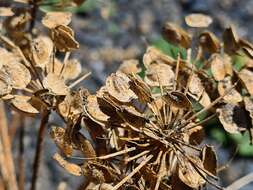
18, 118, 25, 190
112, 155, 153, 190
0, 102, 18, 190
29, 0, 38, 32
30, 110, 50, 190
225, 172, 253, 190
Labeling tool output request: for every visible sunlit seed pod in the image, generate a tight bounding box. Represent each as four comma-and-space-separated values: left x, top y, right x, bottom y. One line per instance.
238, 69, 253, 96
43, 73, 68, 95
2, 61, 31, 89
52, 25, 79, 52
185, 13, 213, 28
0, 70, 12, 97
0, 7, 14, 17
11, 95, 39, 115
31, 36, 53, 68
105, 71, 137, 103
42, 12, 72, 29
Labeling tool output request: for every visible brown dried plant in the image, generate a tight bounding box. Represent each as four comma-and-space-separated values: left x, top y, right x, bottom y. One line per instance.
0, 1, 89, 190
1, 3, 253, 190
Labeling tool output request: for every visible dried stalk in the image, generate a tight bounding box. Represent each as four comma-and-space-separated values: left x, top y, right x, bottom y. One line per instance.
30, 110, 50, 190
18, 118, 25, 190
0, 102, 18, 190
225, 173, 253, 190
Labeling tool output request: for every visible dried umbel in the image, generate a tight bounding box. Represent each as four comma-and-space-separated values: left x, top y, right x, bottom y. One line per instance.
77, 47, 232, 189
161, 17, 253, 144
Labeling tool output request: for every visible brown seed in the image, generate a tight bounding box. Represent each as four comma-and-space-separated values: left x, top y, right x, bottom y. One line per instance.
223, 26, 240, 54
210, 54, 226, 81
238, 69, 253, 96
198, 31, 221, 53
53, 153, 82, 176
201, 145, 217, 175
0, 70, 12, 97
163, 91, 191, 109
11, 95, 39, 115
162, 22, 192, 49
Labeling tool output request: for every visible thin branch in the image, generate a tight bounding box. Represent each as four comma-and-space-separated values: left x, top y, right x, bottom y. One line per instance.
225, 173, 253, 190
18, 118, 25, 190
0, 102, 18, 190
30, 110, 50, 190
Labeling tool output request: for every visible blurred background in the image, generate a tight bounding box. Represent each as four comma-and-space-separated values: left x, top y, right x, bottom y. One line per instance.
4, 0, 253, 189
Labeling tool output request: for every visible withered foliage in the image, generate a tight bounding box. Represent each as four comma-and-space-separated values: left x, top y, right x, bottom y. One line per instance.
0, 2, 253, 190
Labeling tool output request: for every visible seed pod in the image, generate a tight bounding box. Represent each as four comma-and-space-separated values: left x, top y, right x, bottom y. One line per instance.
42, 12, 72, 29
185, 13, 212, 28
163, 91, 191, 109
162, 22, 192, 49
199, 31, 221, 53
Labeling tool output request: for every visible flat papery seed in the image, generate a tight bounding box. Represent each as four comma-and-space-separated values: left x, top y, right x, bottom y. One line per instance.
217, 104, 240, 134
43, 73, 68, 95
218, 77, 242, 104
118, 59, 141, 75
106, 71, 137, 103
244, 97, 253, 121
187, 73, 212, 107
223, 27, 240, 54
52, 25, 79, 52
185, 13, 213, 28
162, 22, 192, 48
163, 91, 191, 109
62, 59, 82, 80
199, 31, 221, 53
53, 153, 82, 176
144, 63, 174, 87
244, 97, 253, 144
31, 36, 53, 68
0, 70, 12, 97
210, 54, 226, 81
91, 183, 114, 190
238, 69, 253, 96
178, 158, 206, 188
201, 145, 217, 176
2, 61, 31, 89
11, 95, 39, 115
188, 125, 204, 145
0, 7, 14, 16
239, 39, 253, 59
42, 12, 72, 29
143, 46, 175, 67
86, 95, 109, 122
0, 47, 21, 67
